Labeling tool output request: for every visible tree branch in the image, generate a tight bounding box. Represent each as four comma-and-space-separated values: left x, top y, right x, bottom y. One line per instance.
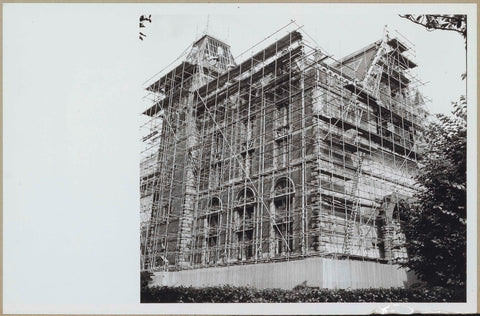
399, 14, 466, 39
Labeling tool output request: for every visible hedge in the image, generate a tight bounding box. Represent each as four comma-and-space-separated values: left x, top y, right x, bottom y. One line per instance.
141, 284, 465, 303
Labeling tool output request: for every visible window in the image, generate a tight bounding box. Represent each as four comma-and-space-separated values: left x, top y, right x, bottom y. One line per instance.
274, 198, 289, 213
208, 213, 219, 230
204, 197, 222, 265
156, 203, 170, 222
235, 188, 256, 260
274, 223, 293, 255
210, 162, 222, 189
236, 206, 254, 230
237, 188, 256, 205
209, 196, 221, 211
207, 213, 220, 253
236, 230, 254, 260
240, 152, 254, 178
140, 177, 155, 197
274, 104, 290, 168
272, 178, 295, 255
214, 132, 223, 159
274, 138, 289, 169
239, 118, 255, 178
277, 104, 289, 127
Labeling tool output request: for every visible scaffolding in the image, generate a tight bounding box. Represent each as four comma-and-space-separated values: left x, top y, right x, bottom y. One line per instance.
140, 24, 428, 272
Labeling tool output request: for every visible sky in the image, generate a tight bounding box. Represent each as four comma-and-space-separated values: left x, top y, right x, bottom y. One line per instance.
3, 3, 477, 314
138, 5, 469, 116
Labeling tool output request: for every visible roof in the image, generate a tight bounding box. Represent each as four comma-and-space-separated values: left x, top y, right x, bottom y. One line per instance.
331, 40, 381, 82
145, 61, 196, 93
331, 37, 417, 82
193, 34, 231, 48
196, 31, 303, 100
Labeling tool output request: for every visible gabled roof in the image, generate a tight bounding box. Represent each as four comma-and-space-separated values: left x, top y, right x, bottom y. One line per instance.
331, 37, 417, 82
331, 40, 381, 81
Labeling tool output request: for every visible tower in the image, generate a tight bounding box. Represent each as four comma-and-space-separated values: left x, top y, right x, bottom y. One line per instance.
140, 34, 235, 270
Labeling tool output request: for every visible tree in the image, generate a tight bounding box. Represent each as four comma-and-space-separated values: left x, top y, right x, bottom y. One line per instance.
399, 15, 467, 40
141, 270, 153, 290
397, 14, 468, 293
399, 95, 466, 288
139, 14, 152, 41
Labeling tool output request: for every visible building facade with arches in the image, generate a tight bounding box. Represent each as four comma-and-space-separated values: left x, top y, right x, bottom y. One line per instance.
140, 28, 427, 288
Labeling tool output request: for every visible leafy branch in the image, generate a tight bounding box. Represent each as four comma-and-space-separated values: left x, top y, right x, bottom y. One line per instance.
399, 15, 466, 40
139, 15, 152, 41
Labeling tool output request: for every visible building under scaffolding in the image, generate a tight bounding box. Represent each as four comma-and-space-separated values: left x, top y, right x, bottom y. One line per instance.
140, 26, 427, 288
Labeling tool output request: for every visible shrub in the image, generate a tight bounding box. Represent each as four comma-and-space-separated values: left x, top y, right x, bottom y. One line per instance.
140, 284, 465, 303
140, 271, 153, 290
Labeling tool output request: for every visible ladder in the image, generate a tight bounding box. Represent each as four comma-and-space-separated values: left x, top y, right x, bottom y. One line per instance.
362, 28, 389, 98
343, 152, 365, 255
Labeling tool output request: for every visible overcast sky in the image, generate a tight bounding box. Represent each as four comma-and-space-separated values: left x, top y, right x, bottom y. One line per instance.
3, 3, 476, 314
138, 5, 469, 116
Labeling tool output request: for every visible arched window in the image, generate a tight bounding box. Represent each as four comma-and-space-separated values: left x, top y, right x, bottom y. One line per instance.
206, 197, 221, 239
272, 177, 295, 256
208, 196, 222, 212
236, 187, 256, 206
205, 196, 222, 265
274, 177, 295, 196
234, 187, 256, 260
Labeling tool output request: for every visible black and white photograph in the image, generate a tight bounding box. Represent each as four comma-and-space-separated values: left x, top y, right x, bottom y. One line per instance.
3, 2, 477, 314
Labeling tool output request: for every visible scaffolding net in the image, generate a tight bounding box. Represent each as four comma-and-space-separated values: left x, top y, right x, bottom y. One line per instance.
140, 24, 428, 272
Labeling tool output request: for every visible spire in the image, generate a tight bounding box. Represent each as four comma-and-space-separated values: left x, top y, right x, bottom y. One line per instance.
383, 24, 390, 41
205, 15, 210, 35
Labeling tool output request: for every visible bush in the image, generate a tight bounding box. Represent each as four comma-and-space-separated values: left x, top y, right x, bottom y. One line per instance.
399, 97, 467, 289
140, 271, 153, 290
140, 284, 465, 303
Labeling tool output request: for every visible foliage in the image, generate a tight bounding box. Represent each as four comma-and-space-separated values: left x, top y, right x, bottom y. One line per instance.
141, 271, 153, 290
141, 284, 465, 303
139, 15, 152, 41
399, 15, 467, 40
399, 96, 467, 288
